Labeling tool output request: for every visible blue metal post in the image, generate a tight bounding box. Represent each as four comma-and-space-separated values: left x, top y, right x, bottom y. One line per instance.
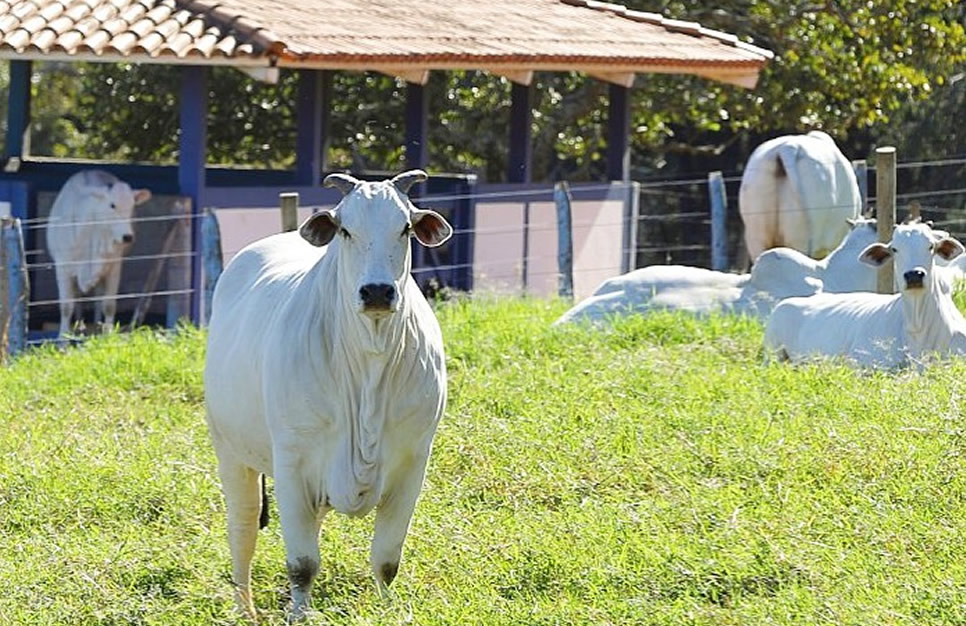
708, 171, 728, 271
405, 82, 428, 172
3, 218, 28, 355
606, 84, 631, 182
508, 82, 533, 183
295, 70, 327, 186
554, 181, 574, 299
6, 60, 32, 159
179, 65, 208, 324
200, 210, 223, 325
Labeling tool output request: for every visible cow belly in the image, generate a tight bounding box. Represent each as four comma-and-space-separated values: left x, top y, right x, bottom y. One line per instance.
204, 354, 274, 474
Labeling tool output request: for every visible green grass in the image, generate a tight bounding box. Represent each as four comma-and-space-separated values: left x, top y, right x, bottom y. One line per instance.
3, 298, 966, 624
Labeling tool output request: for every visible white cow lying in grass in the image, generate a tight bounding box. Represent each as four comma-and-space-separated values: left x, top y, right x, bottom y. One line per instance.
46, 170, 151, 336
740, 131, 861, 260
555, 217, 878, 325
764, 221, 966, 368
204, 170, 452, 620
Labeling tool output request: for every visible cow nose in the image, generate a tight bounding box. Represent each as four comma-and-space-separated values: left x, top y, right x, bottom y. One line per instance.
359, 283, 396, 309
122, 233, 134, 244
904, 269, 926, 288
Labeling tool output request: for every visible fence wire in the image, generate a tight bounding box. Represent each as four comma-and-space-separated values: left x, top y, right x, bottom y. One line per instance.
2, 155, 963, 350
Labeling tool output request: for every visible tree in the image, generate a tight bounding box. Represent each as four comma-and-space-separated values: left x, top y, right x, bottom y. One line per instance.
11, 0, 966, 181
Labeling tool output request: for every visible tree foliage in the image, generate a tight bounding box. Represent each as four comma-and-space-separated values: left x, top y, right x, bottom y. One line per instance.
5, 0, 965, 181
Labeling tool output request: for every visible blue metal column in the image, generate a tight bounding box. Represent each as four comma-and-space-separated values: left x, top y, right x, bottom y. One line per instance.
405, 82, 428, 172
606, 83, 631, 182
405, 81, 430, 276
295, 69, 331, 186
508, 82, 533, 183
179, 65, 208, 324
5, 60, 32, 159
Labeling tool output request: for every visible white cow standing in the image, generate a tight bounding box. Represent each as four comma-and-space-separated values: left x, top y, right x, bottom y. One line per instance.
739, 131, 862, 260
764, 221, 966, 368
554, 217, 878, 325
204, 170, 452, 620
46, 170, 151, 336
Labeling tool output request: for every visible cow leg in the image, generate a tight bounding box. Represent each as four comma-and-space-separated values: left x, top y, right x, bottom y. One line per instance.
55, 270, 77, 337
370, 454, 430, 596
274, 459, 324, 621
217, 458, 262, 620
95, 261, 122, 332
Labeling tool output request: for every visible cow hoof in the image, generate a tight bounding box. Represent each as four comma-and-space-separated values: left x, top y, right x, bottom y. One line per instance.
380, 561, 399, 587
375, 561, 399, 599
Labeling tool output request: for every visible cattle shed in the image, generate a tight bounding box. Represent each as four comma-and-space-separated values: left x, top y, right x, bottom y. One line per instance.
0, 0, 771, 332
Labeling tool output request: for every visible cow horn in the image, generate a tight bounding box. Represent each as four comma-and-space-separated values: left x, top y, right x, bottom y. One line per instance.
324, 173, 360, 196
391, 170, 428, 194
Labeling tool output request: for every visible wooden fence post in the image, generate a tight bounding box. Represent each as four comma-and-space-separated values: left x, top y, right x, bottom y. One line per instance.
2, 218, 28, 355
908, 200, 921, 221
280, 192, 299, 232
554, 181, 574, 299
875, 147, 897, 295
708, 171, 728, 271
852, 159, 868, 213
201, 209, 224, 325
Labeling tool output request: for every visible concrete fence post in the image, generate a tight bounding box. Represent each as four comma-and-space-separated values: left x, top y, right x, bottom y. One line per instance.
2, 218, 28, 356
622, 181, 640, 274
852, 159, 868, 213
553, 181, 575, 299
201, 209, 224, 325
708, 171, 728, 271
280, 192, 299, 233
875, 147, 897, 295
165, 199, 192, 327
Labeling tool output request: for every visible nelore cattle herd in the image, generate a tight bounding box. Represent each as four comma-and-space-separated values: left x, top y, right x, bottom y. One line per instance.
36, 133, 966, 619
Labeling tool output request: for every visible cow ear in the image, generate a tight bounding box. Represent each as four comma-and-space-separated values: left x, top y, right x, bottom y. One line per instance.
934, 237, 965, 262
133, 189, 152, 205
859, 242, 893, 267
299, 210, 340, 247
412, 209, 452, 248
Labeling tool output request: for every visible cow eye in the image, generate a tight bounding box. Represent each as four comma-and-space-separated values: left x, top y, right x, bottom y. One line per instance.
339, 227, 352, 240
110, 203, 116, 210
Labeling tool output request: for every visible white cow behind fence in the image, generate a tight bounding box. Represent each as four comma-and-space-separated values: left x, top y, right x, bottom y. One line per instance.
764, 221, 966, 368
204, 170, 452, 620
555, 217, 878, 325
46, 170, 151, 336
739, 131, 861, 260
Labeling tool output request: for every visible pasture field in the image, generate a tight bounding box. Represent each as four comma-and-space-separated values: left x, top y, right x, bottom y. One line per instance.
2, 297, 966, 624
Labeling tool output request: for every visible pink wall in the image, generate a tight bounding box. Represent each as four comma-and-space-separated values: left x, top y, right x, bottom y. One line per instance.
214, 206, 324, 265
473, 184, 631, 299
212, 183, 633, 301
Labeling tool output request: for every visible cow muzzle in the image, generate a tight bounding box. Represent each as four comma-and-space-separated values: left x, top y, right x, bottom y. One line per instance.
903, 268, 926, 290
359, 282, 397, 316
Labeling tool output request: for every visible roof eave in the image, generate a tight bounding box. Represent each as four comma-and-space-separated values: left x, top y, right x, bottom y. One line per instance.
272, 55, 766, 88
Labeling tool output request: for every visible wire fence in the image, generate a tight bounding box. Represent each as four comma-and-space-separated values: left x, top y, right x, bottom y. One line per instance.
0, 155, 963, 353
633, 156, 966, 269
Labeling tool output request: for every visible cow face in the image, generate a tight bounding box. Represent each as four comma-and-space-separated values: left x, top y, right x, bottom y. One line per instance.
299, 170, 452, 318
89, 182, 152, 248
859, 222, 965, 292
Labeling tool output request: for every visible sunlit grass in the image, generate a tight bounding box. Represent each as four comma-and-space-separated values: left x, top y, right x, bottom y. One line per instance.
1, 300, 966, 624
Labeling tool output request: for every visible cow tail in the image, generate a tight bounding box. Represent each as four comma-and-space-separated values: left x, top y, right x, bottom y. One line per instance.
258, 473, 270, 530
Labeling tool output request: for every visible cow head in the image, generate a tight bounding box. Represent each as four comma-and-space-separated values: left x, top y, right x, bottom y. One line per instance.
87, 181, 152, 248
299, 170, 452, 318
859, 221, 965, 293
